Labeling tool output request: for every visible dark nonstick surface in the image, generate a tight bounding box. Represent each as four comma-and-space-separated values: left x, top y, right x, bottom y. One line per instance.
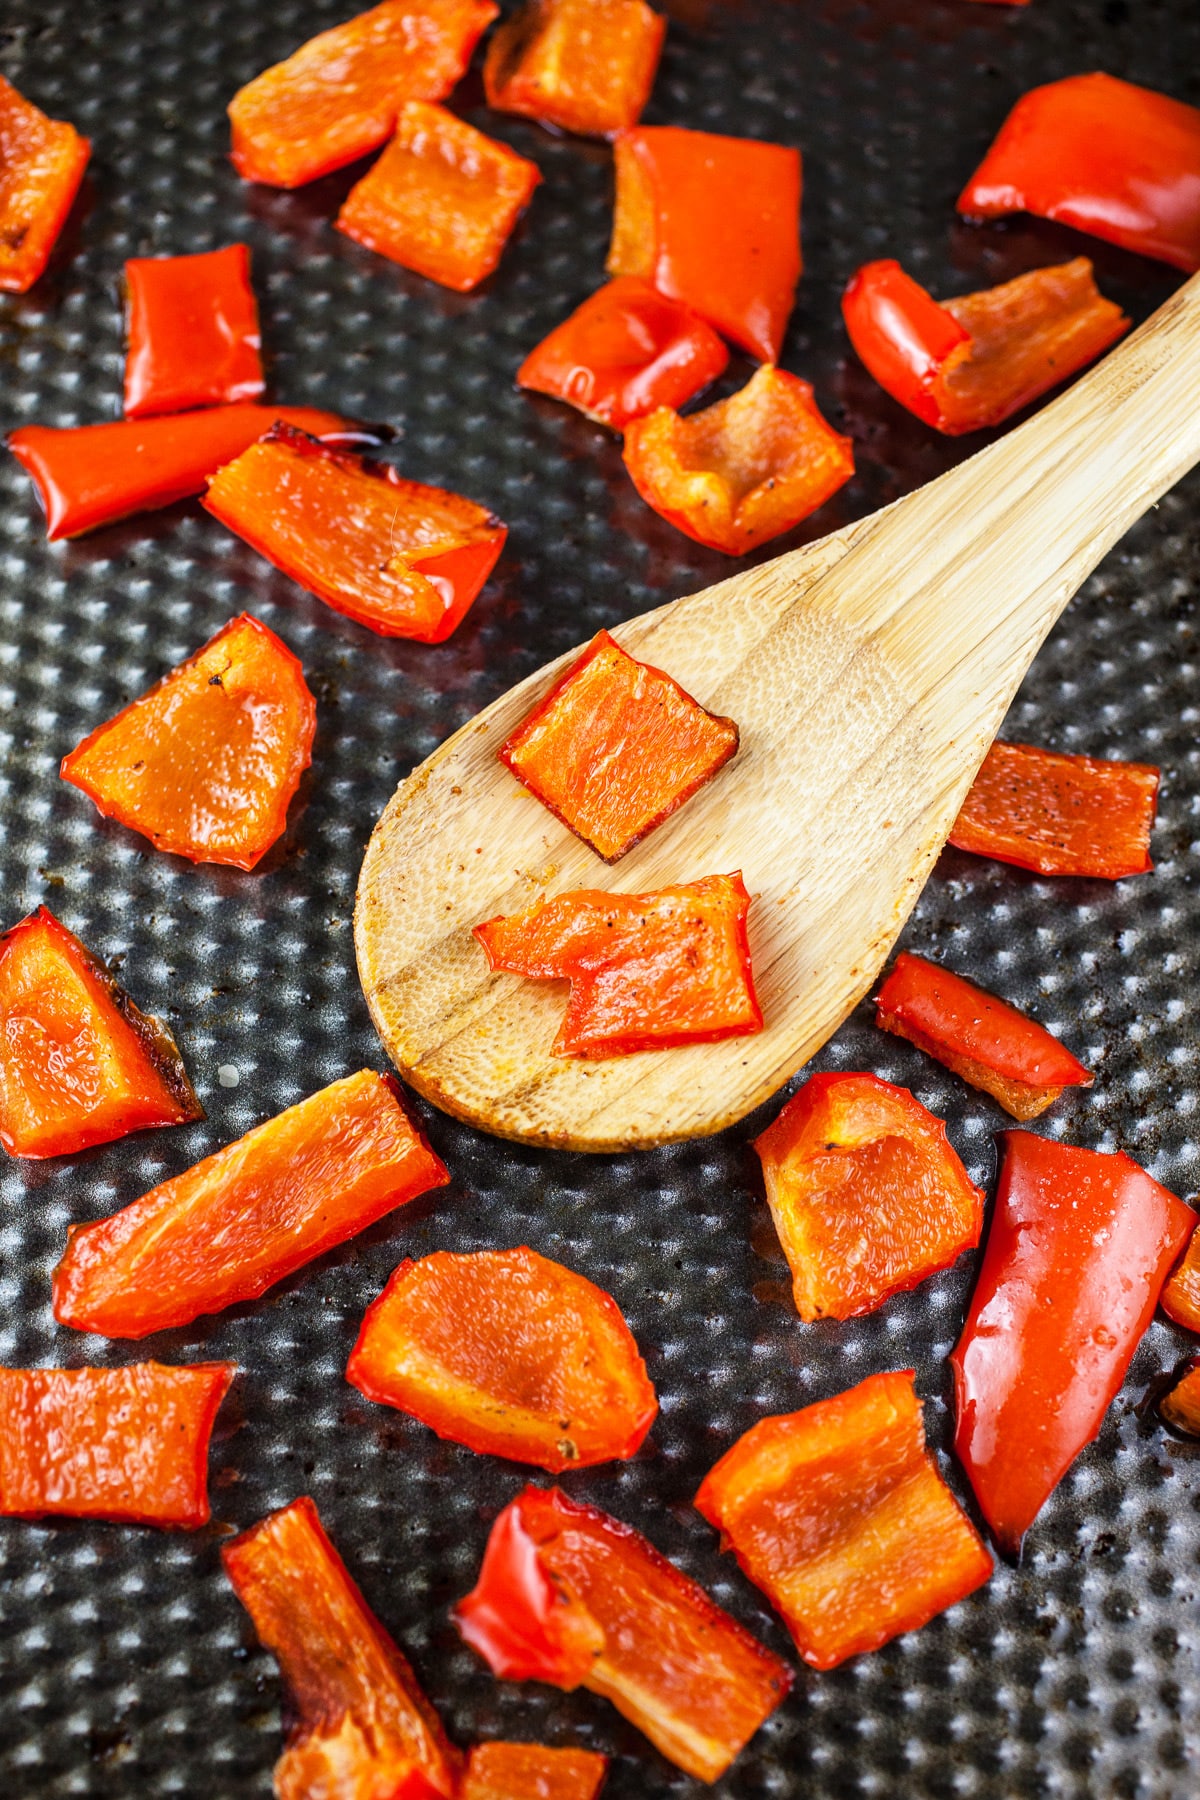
3, 2, 1200, 1795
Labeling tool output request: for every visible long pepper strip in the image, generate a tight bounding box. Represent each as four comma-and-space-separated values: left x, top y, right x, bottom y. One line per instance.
0, 73, 90, 293
484, 0, 666, 139
124, 244, 264, 418
948, 740, 1159, 878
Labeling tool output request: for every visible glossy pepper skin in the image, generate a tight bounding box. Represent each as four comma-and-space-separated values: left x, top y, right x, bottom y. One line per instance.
1161, 1226, 1200, 1334
346, 1245, 657, 1471
462, 1742, 608, 1800
0, 905, 202, 1159
204, 423, 506, 642
223, 1496, 460, 1799
958, 73, 1200, 273
948, 740, 1159, 879
1158, 1361, 1200, 1438
123, 244, 264, 419
0, 73, 90, 293
875, 951, 1092, 1121
53, 1070, 450, 1340
951, 1132, 1194, 1554
842, 257, 1128, 436
695, 1371, 993, 1671
454, 1484, 791, 1783
61, 614, 316, 871
484, 0, 666, 139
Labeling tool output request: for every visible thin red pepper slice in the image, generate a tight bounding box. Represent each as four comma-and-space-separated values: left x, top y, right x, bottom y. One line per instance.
0, 73, 90, 293
0, 1362, 235, 1527
875, 951, 1092, 1121
948, 739, 1159, 879
453, 1484, 792, 1783
228, 0, 498, 189
499, 629, 739, 860
61, 614, 316, 871
695, 1370, 993, 1671
223, 1496, 460, 1799
753, 1072, 983, 1322
1158, 1361, 1200, 1437
204, 423, 506, 642
462, 1742, 608, 1799
951, 1132, 1195, 1554
1161, 1227, 1200, 1334
346, 1245, 657, 1471
52, 1070, 449, 1340
123, 244, 264, 419
484, 0, 666, 139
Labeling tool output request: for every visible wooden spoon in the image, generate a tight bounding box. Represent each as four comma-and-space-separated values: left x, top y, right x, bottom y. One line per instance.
356, 272, 1200, 1152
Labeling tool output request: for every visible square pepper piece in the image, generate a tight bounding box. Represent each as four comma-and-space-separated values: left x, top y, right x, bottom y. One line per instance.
485, 0, 666, 139
336, 101, 541, 292
0, 73, 90, 293
124, 244, 265, 419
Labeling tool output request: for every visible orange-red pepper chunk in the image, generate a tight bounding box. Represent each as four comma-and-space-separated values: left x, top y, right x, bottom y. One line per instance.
0, 905, 202, 1160
694, 1370, 993, 1671
124, 244, 264, 419
61, 614, 316, 871
500, 629, 739, 861
0, 73, 90, 293
1159, 1226, 1200, 1334
53, 1070, 449, 1340
0, 1362, 235, 1528
948, 739, 1159, 879
347, 1246, 657, 1471
228, 0, 498, 189
622, 365, 854, 555
754, 1072, 983, 1323
462, 1742, 608, 1799
484, 0, 665, 139
1159, 1361, 1200, 1437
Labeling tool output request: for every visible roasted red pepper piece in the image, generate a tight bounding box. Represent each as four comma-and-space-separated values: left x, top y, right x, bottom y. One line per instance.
228, 0, 498, 189
454, 1484, 791, 1783
622, 365, 854, 555
346, 1245, 657, 1471
223, 1496, 460, 1799
474, 873, 762, 1058
842, 257, 1128, 436
500, 629, 739, 860
336, 100, 541, 292
952, 1132, 1194, 1554
1161, 1226, 1200, 1334
484, 0, 665, 139
608, 125, 801, 362
53, 1070, 449, 1339
1158, 1361, 1200, 1437
875, 951, 1092, 1121
0, 1361, 234, 1527
61, 614, 316, 871
204, 423, 506, 642
753, 1072, 983, 1322
0, 73, 90, 293
948, 739, 1159, 879
123, 244, 264, 419
462, 1742, 608, 1799
695, 1370, 992, 1671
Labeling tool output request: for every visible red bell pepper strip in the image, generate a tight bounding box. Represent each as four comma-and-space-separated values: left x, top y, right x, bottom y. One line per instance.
622, 365, 854, 555
61, 614, 316, 871
951, 1132, 1194, 1554
0, 905, 202, 1160
462, 1741, 608, 1799
1158, 1361, 1200, 1437
958, 73, 1200, 273
0, 1363, 234, 1527
52, 1070, 449, 1339
336, 100, 542, 292
753, 1072, 983, 1322
948, 740, 1159, 879
484, 0, 666, 139
875, 951, 1092, 1121
346, 1245, 657, 1471
228, 0, 498, 189
453, 1484, 791, 1783
123, 244, 264, 419
499, 628, 739, 860
842, 257, 1128, 436
223, 1496, 460, 1799
474, 872, 762, 1058
0, 73, 90, 293
204, 423, 506, 642
695, 1370, 993, 1671
608, 125, 801, 363
1159, 1225, 1200, 1334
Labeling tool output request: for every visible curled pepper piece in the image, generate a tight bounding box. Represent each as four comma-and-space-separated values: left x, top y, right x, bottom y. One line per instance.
695, 1371, 992, 1671
948, 739, 1159, 879
958, 73, 1200, 273
0, 1362, 234, 1527
842, 257, 1128, 436
124, 244, 264, 419
61, 614, 316, 870
53, 1070, 449, 1340
622, 365, 854, 555
228, 0, 498, 189
0, 73, 90, 293
463, 1742, 607, 1799
347, 1245, 657, 1471
500, 629, 739, 860
1158, 1361, 1200, 1437
474, 873, 762, 1058
204, 423, 506, 642
875, 951, 1092, 1121
484, 0, 666, 139
336, 100, 541, 292
0, 905, 202, 1160
952, 1132, 1194, 1554
454, 1484, 791, 1783
223, 1496, 459, 1799
1162, 1228, 1200, 1334
753, 1072, 983, 1323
